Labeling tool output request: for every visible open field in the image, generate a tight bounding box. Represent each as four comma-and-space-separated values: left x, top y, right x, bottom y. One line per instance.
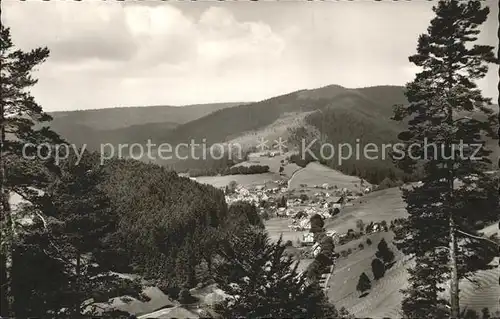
194, 172, 284, 189
232, 152, 302, 178
459, 256, 500, 313
327, 231, 408, 318
456, 223, 499, 313
264, 218, 314, 275
324, 187, 407, 235
288, 162, 370, 192
265, 217, 307, 244
323, 186, 499, 317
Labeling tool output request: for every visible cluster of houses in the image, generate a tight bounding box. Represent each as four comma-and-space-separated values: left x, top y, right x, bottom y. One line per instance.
223, 179, 379, 249
311, 182, 372, 193
223, 180, 288, 207
300, 229, 340, 249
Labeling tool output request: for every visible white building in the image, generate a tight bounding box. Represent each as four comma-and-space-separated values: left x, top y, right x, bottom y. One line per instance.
302, 232, 314, 245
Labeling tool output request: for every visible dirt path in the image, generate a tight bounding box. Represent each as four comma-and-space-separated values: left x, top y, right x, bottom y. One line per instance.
287, 166, 305, 188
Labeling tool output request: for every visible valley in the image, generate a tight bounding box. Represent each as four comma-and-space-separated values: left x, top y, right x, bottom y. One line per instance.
3, 1, 499, 318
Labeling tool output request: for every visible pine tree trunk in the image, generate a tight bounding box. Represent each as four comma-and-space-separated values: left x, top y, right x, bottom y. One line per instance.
447, 129, 459, 318
446, 66, 459, 318
0, 252, 8, 317
448, 155, 460, 318
0, 201, 11, 317
449, 216, 460, 318
0, 97, 13, 317
206, 256, 212, 275
11, 246, 24, 317
74, 252, 81, 318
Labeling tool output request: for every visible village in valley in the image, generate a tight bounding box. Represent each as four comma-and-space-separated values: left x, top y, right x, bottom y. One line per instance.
2, 1, 499, 318
190, 149, 399, 293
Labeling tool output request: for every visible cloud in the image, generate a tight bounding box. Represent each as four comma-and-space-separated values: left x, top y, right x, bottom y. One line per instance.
1, 0, 498, 111
2, 1, 290, 109
3, 1, 137, 63
4, 1, 284, 68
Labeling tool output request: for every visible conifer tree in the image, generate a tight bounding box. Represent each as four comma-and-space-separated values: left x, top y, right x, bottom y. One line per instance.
392, 1, 498, 317
400, 256, 449, 318
375, 238, 395, 265
0, 24, 62, 317
37, 151, 145, 318
310, 213, 325, 235
371, 258, 386, 280
227, 201, 264, 231
214, 227, 339, 318
356, 272, 371, 293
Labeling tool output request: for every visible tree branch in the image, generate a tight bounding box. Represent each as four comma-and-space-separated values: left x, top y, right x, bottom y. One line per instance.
455, 229, 499, 247
34, 210, 48, 229
463, 275, 480, 287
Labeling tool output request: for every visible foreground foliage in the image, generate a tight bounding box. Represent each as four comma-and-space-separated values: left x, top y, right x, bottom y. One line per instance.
0, 23, 63, 316
214, 227, 340, 318
392, 1, 498, 317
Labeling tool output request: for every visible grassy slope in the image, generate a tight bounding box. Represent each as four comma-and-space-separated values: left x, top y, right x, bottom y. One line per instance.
288, 162, 370, 193
193, 152, 367, 195
232, 152, 302, 178
456, 223, 499, 314
324, 187, 406, 234
323, 187, 409, 318
194, 172, 284, 189
324, 187, 499, 317
327, 231, 408, 318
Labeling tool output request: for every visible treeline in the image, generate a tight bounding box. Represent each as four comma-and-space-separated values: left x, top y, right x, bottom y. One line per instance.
101, 158, 229, 289
188, 164, 270, 177
287, 107, 420, 185
165, 148, 254, 177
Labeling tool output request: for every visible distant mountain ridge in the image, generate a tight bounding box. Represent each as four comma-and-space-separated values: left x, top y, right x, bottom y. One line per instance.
48, 85, 498, 178
50, 102, 244, 130
159, 85, 409, 146
49, 102, 244, 149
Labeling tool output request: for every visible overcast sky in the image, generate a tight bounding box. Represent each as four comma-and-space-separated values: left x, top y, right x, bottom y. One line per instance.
2, 0, 498, 111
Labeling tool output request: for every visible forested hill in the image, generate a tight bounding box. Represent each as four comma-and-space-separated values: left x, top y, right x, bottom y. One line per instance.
50, 102, 243, 130
160, 85, 409, 146
100, 158, 229, 285
48, 102, 243, 150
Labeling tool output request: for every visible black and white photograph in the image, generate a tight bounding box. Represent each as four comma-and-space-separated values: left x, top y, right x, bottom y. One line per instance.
1, 0, 499, 318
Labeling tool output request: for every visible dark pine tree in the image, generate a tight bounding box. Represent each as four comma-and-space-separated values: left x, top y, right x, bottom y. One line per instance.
356, 272, 371, 293
375, 238, 395, 265
310, 213, 325, 235
227, 201, 264, 231
0, 24, 63, 317
401, 256, 449, 318
481, 307, 491, 319
38, 151, 144, 318
214, 228, 340, 318
371, 258, 386, 280
392, 1, 498, 317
